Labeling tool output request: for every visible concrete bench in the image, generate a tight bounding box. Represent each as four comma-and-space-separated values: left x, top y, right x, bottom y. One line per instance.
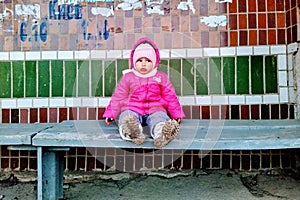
31, 119, 300, 200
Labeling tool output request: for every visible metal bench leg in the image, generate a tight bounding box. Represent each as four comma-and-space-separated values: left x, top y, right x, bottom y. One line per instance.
37, 147, 65, 200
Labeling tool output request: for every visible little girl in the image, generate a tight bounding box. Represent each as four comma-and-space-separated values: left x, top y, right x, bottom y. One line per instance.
103, 37, 185, 147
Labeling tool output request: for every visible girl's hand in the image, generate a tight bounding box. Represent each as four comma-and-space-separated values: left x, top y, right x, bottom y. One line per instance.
105, 118, 114, 125
175, 118, 182, 124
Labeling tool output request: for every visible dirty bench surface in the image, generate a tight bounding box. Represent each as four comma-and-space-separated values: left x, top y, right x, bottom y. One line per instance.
0, 123, 55, 145
32, 119, 300, 150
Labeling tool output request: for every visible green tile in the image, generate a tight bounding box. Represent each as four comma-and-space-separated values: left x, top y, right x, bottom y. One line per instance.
104, 60, 116, 97
251, 56, 264, 94
13, 61, 24, 98
0, 62, 11, 98
237, 56, 249, 94
38, 61, 50, 97
209, 57, 221, 94
91, 60, 103, 97
169, 59, 181, 95
25, 61, 37, 97
159, 59, 168, 74
182, 58, 194, 96
65, 61, 77, 97
265, 56, 278, 93
117, 59, 129, 82
223, 57, 235, 94
51, 60, 63, 97
78, 60, 89, 97
196, 58, 208, 95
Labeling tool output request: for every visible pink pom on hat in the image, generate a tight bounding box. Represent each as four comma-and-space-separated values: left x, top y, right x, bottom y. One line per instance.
132, 43, 157, 69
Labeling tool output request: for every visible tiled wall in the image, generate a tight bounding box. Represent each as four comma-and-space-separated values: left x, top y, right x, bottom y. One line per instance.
1, 0, 300, 171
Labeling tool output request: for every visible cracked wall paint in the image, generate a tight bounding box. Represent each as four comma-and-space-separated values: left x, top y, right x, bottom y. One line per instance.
116, 0, 143, 11
200, 15, 227, 27
15, 4, 41, 19
177, 0, 195, 14
91, 6, 114, 17
145, 0, 164, 15
215, 0, 232, 3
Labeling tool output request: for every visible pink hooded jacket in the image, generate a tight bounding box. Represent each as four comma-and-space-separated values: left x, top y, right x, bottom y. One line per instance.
103, 37, 185, 119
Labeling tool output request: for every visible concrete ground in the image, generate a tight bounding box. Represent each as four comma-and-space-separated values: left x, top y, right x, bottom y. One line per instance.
0, 169, 300, 200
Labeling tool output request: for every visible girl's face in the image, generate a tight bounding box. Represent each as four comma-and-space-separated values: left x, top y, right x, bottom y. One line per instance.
135, 57, 154, 75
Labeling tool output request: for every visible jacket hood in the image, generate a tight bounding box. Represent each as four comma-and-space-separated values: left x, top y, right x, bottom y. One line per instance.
130, 37, 160, 69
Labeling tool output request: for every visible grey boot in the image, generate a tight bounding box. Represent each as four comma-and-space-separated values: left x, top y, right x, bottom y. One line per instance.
154, 120, 179, 148
120, 114, 145, 145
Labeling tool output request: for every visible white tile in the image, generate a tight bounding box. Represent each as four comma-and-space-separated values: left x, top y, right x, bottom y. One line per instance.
66, 98, 82, 107
107, 50, 122, 59
159, 49, 170, 59
17, 99, 33, 108
279, 88, 289, 103
50, 98, 65, 107
25, 51, 41, 60
271, 45, 286, 54
263, 95, 279, 104
287, 42, 298, 54
228, 95, 245, 104
245, 95, 262, 104
74, 50, 90, 59
278, 71, 287, 86
287, 54, 293, 70
171, 49, 186, 58
0, 52, 9, 60
122, 50, 131, 59
10, 52, 25, 60
277, 55, 287, 70
203, 48, 219, 57
253, 46, 270, 55
33, 98, 49, 107
1, 99, 17, 108
288, 71, 294, 86
82, 98, 98, 107
187, 48, 203, 58
99, 97, 111, 107
212, 95, 228, 105
179, 96, 195, 105
196, 96, 211, 105
91, 50, 106, 59
42, 51, 57, 60
220, 47, 236, 56
58, 51, 74, 59
236, 46, 252, 55
288, 87, 295, 103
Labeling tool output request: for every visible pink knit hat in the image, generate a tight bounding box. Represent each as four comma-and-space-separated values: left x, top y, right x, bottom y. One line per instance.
130, 37, 160, 69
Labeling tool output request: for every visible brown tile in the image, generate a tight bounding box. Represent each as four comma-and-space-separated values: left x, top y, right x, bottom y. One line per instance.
258, 0, 266, 12
30, 108, 38, 123
286, 10, 291, 27
49, 108, 58, 123
59, 108, 68, 122
230, 31, 238, 46
20, 109, 28, 123
238, 0, 247, 12
201, 106, 210, 119
220, 31, 228, 47
241, 105, 250, 119
259, 30, 267, 45
267, 0, 276, 11
268, 13, 276, 28
249, 30, 257, 45
39, 108, 48, 123
248, 0, 257, 12
183, 106, 191, 119
98, 108, 105, 120
221, 105, 229, 119
280, 104, 288, 119
285, 0, 290, 10
251, 105, 260, 119
88, 108, 96, 120
211, 105, 219, 119
229, 0, 237, 13
239, 14, 247, 29
229, 14, 237, 30
79, 107, 87, 120
208, 0, 218, 14
276, 0, 285, 11
192, 106, 200, 119
248, 14, 257, 29
277, 29, 286, 44
261, 104, 269, 119
268, 30, 277, 45
209, 31, 219, 47
291, 8, 297, 25
271, 104, 279, 119
231, 105, 240, 119
277, 13, 286, 28
2, 109, 10, 123
69, 107, 77, 120
239, 31, 248, 46
180, 15, 189, 32
258, 14, 266, 28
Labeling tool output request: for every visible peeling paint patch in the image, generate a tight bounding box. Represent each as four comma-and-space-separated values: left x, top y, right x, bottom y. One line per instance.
15, 4, 40, 19
200, 15, 227, 27
0, 7, 13, 22
215, 0, 232, 3
177, 0, 195, 14
145, 0, 164, 15
91, 6, 114, 17
77, 0, 114, 2
116, 0, 142, 11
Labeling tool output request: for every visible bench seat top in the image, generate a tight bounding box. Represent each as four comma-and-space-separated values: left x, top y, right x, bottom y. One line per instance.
32, 120, 300, 150
0, 123, 55, 145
